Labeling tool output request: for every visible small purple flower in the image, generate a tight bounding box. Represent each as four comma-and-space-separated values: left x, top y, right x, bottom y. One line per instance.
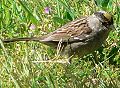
44, 7, 50, 14
29, 24, 36, 30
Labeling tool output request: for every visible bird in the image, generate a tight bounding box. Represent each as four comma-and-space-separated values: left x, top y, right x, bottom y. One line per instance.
2, 11, 114, 61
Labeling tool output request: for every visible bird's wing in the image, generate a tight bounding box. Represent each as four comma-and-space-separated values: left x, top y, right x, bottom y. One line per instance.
40, 17, 93, 43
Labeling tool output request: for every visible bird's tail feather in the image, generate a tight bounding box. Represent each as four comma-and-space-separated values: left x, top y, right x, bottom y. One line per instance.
2, 37, 40, 43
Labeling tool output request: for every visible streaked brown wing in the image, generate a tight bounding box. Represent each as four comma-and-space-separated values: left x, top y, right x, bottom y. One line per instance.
40, 17, 92, 43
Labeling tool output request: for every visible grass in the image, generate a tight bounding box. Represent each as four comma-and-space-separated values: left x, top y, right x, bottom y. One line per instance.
0, 0, 120, 88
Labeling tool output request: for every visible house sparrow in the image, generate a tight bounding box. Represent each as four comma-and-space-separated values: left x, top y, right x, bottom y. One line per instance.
3, 11, 114, 59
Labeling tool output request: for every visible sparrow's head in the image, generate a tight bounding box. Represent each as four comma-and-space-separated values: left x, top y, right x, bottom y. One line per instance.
94, 11, 114, 29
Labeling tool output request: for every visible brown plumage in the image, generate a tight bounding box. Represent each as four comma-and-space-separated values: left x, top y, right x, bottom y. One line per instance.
2, 11, 114, 57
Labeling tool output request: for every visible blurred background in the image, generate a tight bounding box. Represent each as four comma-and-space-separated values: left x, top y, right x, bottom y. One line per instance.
0, 0, 120, 87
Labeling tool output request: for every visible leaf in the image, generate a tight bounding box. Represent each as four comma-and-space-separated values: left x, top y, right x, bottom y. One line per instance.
94, 0, 110, 10
53, 16, 65, 24
101, 0, 110, 7
18, 0, 38, 24
63, 11, 73, 21
94, 0, 101, 6
107, 46, 119, 65
107, 46, 119, 58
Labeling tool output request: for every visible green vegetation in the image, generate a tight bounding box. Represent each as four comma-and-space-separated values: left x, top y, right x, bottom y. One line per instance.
0, 0, 120, 88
